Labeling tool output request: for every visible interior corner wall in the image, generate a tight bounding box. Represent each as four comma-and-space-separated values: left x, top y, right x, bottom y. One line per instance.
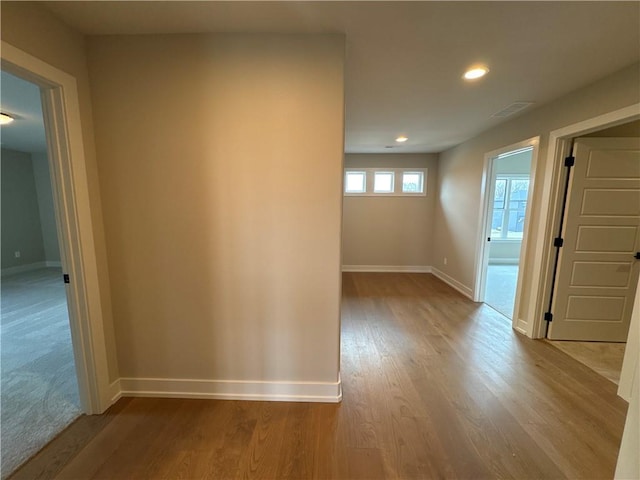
86, 33, 345, 397
342, 153, 437, 269
32, 153, 61, 263
1, 1, 120, 383
1, 148, 46, 269
433, 62, 640, 322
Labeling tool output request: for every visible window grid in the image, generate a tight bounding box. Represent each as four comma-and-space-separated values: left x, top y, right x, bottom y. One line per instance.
344, 168, 427, 196
491, 175, 529, 240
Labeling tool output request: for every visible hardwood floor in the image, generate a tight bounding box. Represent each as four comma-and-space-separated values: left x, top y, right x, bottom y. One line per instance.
547, 340, 626, 385
9, 273, 628, 479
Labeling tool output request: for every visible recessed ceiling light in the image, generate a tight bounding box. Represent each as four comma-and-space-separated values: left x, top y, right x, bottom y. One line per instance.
0, 113, 14, 125
463, 66, 489, 80
396, 135, 408, 143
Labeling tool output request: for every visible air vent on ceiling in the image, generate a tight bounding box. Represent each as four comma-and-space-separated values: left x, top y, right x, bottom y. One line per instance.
491, 101, 535, 118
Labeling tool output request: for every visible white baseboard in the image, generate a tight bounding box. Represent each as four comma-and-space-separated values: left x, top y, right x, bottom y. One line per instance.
1, 260, 63, 276
342, 265, 432, 273
115, 376, 342, 403
45, 260, 62, 268
513, 317, 528, 335
431, 268, 474, 300
109, 378, 123, 405
513, 324, 527, 336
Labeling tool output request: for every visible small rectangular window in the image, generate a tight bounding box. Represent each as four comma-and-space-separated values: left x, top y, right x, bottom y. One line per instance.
345, 171, 366, 193
402, 171, 424, 193
374, 171, 394, 193
343, 167, 427, 196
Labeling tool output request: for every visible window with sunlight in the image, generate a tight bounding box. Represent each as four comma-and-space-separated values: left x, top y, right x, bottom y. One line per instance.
344, 168, 426, 196
374, 171, 394, 193
345, 171, 366, 194
492, 175, 529, 239
402, 171, 424, 193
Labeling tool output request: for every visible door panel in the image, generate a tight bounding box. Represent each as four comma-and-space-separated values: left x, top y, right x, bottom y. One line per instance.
576, 226, 636, 252
566, 296, 625, 321
570, 261, 631, 287
581, 189, 640, 216
548, 137, 640, 341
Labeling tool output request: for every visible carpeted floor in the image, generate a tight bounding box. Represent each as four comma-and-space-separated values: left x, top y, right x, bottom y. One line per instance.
484, 264, 518, 319
1, 267, 81, 479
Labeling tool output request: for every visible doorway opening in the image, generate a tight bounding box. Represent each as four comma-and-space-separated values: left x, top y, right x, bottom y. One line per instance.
475, 139, 538, 325
1, 69, 81, 477
544, 120, 640, 385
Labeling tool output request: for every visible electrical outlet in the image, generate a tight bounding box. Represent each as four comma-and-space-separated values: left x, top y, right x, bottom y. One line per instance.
14, 251, 21, 258
443, 257, 447, 265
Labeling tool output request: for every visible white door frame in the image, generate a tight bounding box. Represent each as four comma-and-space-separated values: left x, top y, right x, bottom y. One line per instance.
525, 103, 640, 339
474, 136, 540, 334
1, 42, 112, 414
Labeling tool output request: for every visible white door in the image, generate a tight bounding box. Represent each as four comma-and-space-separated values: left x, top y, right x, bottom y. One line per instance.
548, 137, 640, 341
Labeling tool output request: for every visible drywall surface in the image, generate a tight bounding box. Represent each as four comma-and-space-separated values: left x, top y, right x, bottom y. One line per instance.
342, 154, 437, 268
583, 119, 640, 137
1, 148, 46, 268
434, 63, 640, 323
1, 1, 119, 382
32, 153, 61, 263
87, 34, 345, 388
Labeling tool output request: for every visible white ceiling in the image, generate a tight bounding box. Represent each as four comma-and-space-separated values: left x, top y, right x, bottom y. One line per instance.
0, 71, 47, 154
7, 1, 640, 154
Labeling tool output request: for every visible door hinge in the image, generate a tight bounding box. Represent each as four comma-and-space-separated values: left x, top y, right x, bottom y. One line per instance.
544, 312, 553, 322
564, 156, 575, 167
553, 237, 564, 248
63, 274, 70, 284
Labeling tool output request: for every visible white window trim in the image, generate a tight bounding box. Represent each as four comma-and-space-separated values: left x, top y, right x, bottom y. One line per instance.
491, 174, 530, 241
344, 168, 427, 196
373, 171, 395, 193
344, 170, 367, 194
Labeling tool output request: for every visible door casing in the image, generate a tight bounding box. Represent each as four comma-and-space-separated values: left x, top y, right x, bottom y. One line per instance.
1, 41, 114, 414
526, 104, 640, 340
474, 137, 539, 334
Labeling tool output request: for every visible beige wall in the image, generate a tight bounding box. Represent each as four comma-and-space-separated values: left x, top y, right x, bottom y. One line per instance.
342, 154, 437, 268
1, 148, 46, 268
583, 119, 640, 137
87, 34, 345, 384
434, 63, 640, 320
1, 1, 119, 382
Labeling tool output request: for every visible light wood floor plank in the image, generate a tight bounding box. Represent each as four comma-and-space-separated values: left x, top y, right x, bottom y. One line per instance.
9, 272, 627, 480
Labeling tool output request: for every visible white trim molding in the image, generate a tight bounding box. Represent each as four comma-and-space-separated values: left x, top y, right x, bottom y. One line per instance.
109, 379, 123, 404
2, 41, 113, 414
342, 265, 432, 273
431, 268, 474, 299
526, 103, 640, 339
116, 376, 343, 403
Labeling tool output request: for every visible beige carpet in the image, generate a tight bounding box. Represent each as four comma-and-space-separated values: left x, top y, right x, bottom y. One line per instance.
1, 268, 81, 479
